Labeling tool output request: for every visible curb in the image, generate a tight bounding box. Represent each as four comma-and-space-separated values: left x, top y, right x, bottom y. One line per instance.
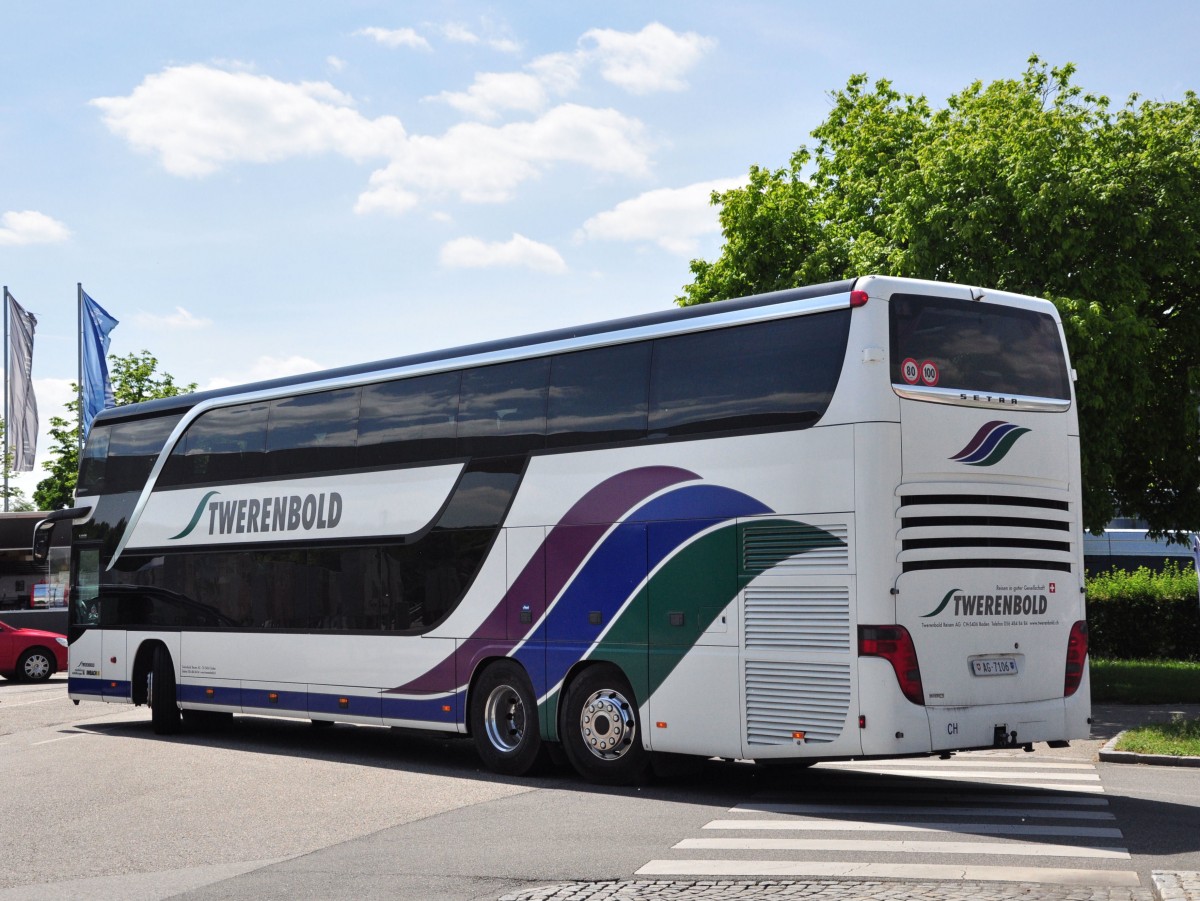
1152, 871, 1200, 901
1099, 731, 1200, 768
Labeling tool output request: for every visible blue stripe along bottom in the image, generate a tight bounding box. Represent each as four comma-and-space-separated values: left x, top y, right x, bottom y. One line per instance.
174, 683, 461, 724
70, 676, 131, 698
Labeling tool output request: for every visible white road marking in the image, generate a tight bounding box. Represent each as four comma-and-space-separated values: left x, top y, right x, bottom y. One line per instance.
635, 860, 1141, 886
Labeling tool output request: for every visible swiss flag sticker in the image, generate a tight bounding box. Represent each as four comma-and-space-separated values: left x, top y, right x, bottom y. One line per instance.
1049, 582, 1056, 593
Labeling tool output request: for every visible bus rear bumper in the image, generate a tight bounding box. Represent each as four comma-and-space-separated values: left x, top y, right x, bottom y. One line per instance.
926, 691, 1092, 752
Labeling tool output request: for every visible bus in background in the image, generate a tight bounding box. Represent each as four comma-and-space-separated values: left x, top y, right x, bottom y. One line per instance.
1083, 518, 1195, 574
37, 275, 1089, 784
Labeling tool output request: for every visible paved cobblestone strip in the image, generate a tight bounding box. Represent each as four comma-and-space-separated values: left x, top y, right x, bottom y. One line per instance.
499, 879, 1157, 901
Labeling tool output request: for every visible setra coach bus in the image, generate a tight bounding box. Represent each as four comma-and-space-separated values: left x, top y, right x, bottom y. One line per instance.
37, 275, 1090, 784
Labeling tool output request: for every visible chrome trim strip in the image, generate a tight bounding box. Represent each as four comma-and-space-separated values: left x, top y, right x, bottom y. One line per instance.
892, 384, 1071, 412
102, 291, 852, 568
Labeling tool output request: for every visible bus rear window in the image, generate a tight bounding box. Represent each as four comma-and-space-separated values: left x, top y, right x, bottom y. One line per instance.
889, 293, 1071, 400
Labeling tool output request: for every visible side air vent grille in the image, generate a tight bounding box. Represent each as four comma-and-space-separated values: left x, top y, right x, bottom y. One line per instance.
897, 490, 1073, 574
745, 660, 851, 745
742, 522, 849, 573
744, 586, 851, 651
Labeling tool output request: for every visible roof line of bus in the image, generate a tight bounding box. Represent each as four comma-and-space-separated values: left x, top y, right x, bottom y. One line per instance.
92, 277, 860, 426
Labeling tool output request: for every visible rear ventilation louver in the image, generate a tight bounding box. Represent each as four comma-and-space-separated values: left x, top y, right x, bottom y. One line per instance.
898, 492, 1073, 574
745, 660, 851, 745
744, 586, 850, 651
743, 522, 848, 572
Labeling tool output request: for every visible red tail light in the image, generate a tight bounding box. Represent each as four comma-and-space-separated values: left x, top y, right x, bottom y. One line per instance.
850, 289, 869, 308
859, 624, 924, 706
1064, 620, 1088, 697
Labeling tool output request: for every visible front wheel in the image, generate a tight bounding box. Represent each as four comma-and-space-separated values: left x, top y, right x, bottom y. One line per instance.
147, 645, 181, 735
560, 664, 650, 785
17, 648, 54, 682
469, 660, 546, 776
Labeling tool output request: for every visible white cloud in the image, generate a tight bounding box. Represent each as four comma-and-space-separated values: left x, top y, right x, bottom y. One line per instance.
91, 64, 407, 177
356, 26, 430, 51
580, 176, 744, 255
440, 234, 566, 273
580, 22, 716, 94
131, 306, 211, 330
0, 210, 71, 246
357, 103, 651, 210
430, 71, 547, 121
202, 355, 322, 391
440, 22, 480, 45
327, 56, 347, 72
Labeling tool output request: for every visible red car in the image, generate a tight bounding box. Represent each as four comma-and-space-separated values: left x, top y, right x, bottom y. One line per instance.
0, 619, 68, 682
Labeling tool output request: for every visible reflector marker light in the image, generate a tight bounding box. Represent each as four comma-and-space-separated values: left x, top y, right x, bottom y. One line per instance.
442, 705, 452, 712
792, 731, 806, 741
656, 721, 668, 729
850, 290, 870, 308
205, 688, 215, 698
338, 697, 350, 709
268, 692, 279, 704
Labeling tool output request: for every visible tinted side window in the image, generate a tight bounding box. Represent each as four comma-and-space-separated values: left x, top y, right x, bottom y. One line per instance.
267, 388, 360, 476
649, 312, 849, 437
458, 359, 549, 457
104, 416, 184, 494
358, 372, 460, 467
162, 403, 269, 485
548, 343, 650, 448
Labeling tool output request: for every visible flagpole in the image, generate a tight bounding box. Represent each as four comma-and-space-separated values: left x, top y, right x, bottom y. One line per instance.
2, 285, 8, 512
77, 283, 83, 455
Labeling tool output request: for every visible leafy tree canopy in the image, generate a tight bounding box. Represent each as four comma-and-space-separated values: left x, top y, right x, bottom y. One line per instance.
680, 56, 1200, 538
34, 351, 196, 510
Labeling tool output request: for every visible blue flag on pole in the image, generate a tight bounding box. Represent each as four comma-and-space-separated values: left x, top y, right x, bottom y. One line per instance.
81, 290, 118, 436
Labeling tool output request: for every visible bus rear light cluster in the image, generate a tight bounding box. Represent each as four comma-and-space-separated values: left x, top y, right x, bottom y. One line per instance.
858, 624, 924, 706
1064, 620, 1089, 697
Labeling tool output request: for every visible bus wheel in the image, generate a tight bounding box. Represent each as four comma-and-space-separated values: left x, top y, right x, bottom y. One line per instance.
470, 660, 546, 776
147, 645, 181, 736
561, 665, 649, 785
17, 648, 54, 682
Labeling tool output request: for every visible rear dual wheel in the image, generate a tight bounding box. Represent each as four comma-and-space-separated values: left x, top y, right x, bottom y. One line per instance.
560, 664, 649, 786
470, 660, 547, 776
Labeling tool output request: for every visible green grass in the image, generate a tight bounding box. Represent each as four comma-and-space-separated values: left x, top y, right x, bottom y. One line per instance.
1090, 658, 1200, 704
1114, 715, 1200, 757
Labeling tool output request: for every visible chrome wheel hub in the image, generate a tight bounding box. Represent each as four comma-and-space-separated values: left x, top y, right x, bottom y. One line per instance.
578, 688, 636, 760
483, 683, 527, 753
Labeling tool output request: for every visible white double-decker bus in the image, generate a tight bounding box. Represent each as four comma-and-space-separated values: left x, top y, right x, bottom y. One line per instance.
39, 275, 1090, 784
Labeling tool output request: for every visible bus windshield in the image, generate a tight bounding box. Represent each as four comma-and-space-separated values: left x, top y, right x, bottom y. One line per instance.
889, 293, 1071, 400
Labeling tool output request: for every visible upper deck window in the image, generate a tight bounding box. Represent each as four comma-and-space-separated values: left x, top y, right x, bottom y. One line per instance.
889, 293, 1071, 401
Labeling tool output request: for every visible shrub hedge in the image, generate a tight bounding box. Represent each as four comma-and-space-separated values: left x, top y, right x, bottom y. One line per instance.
1086, 562, 1200, 661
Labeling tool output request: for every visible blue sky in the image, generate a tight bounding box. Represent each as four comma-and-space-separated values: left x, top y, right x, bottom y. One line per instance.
1, 1, 1198, 497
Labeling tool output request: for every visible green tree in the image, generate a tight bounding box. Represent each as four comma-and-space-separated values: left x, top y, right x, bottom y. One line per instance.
0, 421, 35, 511
34, 351, 196, 509
681, 57, 1200, 537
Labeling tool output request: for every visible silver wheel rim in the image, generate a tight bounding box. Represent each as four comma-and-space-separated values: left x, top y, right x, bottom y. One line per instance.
483, 683, 527, 753
577, 688, 636, 760
23, 653, 50, 680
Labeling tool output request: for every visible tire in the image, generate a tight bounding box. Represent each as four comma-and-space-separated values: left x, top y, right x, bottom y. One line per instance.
17, 648, 55, 682
147, 645, 181, 735
560, 664, 650, 785
469, 659, 546, 776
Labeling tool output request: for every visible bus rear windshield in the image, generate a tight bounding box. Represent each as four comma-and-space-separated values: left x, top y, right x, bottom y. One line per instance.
889, 293, 1071, 400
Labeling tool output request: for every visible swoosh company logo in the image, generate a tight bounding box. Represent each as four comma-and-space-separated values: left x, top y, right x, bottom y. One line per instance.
949, 420, 1030, 466
170, 491, 220, 539
923, 588, 959, 618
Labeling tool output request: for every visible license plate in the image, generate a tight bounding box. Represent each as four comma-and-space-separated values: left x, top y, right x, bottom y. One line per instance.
972, 657, 1018, 676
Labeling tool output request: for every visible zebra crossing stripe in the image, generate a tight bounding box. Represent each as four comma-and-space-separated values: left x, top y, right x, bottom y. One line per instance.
702, 818, 1123, 837
634, 860, 1141, 886
674, 837, 1130, 859
734, 802, 1115, 820
745, 791, 1110, 806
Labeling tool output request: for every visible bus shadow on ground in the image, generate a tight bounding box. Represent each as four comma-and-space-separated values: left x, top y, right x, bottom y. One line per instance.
69, 711, 1200, 861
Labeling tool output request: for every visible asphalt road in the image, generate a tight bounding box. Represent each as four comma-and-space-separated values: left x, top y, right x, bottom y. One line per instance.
2, 677, 1198, 900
